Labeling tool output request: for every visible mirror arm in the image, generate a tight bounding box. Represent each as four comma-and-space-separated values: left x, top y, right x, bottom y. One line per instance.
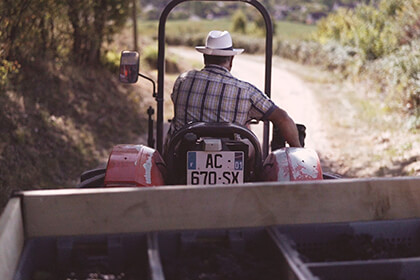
138, 73, 157, 98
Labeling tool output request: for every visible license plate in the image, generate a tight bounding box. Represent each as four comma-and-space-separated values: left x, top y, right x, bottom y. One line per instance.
187, 151, 244, 185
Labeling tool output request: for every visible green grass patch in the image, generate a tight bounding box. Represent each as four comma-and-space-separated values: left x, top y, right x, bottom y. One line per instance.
275, 21, 316, 41
138, 19, 316, 42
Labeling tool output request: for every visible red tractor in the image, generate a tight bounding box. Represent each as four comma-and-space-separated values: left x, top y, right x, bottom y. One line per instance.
78, 0, 333, 189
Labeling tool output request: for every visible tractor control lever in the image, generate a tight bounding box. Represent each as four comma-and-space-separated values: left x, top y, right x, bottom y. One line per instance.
147, 106, 155, 148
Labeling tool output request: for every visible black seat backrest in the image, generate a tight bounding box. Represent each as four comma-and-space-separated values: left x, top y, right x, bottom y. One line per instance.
165, 122, 262, 185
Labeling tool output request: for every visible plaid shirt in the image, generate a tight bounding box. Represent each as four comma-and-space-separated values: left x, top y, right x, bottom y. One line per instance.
169, 65, 275, 134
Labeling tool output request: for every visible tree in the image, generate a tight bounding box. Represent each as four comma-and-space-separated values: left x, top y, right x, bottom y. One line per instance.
66, 0, 131, 64
0, 0, 131, 65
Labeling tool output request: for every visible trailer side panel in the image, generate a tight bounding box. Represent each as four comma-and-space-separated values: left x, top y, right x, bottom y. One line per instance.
20, 177, 420, 238
0, 198, 24, 280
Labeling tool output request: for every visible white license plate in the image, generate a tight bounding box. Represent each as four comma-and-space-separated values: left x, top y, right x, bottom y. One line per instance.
187, 151, 244, 185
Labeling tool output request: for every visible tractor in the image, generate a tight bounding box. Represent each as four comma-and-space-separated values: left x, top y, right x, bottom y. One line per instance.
2, 1, 420, 280
78, 0, 332, 189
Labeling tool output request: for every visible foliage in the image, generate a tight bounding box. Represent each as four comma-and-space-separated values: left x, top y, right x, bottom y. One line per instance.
0, 0, 66, 61
316, 1, 403, 60
139, 0, 368, 22
139, 19, 316, 52
280, 0, 419, 121
142, 45, 179, 73
143, 45, 159, 69
232, 10, 247, 34
0, 0, 138, 209
0, 0, 131, 65
393, 0, 420, 45
101, 50, 121, 74
66, 0, 131, 64
275, 40, 361, 76
365, 40, 420, 117
0, 59, 20, 88
0, 62, 147, 209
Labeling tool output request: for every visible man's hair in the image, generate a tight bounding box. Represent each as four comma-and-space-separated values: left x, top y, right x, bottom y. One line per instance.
204, 54, 232, 66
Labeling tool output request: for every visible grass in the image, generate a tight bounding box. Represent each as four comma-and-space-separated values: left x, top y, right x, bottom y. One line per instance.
283, 59, 420, 178
275, 21, 316, 41
138, 18, 316, 42
0, 61, 151, 211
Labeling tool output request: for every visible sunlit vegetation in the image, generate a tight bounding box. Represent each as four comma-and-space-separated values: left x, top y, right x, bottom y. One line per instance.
0, 0, 146, 209
277, 0, 420, 123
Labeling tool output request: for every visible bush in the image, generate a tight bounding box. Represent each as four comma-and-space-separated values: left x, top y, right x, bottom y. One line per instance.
101, 50, 120, 74
142, 46, 159, 69
0, 59, 20, 88
142, 45, 180, 73
232, 10, 247, 34
232, 35, 265, 54
165, 33, 206, 47
275, 39, 361, 76
365, 40, 420, 114
393, 0, 420, 45
316, 3, 400, 60
297, 0, 420, 119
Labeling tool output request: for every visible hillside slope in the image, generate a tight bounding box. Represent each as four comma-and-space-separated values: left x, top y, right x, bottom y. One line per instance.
0, 61, 148, 209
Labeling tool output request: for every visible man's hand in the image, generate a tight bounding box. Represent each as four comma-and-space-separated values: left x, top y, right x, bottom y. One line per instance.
267, 106, 302, 148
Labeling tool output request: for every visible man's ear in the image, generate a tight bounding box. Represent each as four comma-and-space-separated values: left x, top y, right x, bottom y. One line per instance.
229, 56, 234, 70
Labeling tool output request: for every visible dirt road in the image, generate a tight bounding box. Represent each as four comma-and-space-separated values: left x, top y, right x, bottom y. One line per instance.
167, 47, 420, 177
168, 47, 328, 152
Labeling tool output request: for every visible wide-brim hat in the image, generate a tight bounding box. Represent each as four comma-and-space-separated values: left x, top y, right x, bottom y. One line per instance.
196, 30, 244, 56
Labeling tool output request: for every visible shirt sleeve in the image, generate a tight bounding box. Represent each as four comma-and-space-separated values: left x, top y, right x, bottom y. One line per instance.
170, 75, 183, 103
248, 86, 276, 121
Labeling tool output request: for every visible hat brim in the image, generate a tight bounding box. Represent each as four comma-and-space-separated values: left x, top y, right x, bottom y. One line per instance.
195, 46, 244, 56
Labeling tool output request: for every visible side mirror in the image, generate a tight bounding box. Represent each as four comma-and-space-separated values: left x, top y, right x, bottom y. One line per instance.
119, 51, 139, 83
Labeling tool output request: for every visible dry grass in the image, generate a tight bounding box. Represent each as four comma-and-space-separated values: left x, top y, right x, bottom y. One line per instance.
0, 60, 150, 210
284, 61, 420, 177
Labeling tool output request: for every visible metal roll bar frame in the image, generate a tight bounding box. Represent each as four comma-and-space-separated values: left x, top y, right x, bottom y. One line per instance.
156, 0, 273, 159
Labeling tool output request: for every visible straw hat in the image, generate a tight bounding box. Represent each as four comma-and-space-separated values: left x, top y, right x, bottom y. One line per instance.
195, 30, 244, 56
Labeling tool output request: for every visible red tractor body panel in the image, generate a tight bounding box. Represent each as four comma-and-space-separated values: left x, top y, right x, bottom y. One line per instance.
104, 145, 165, 187
262, 148, 323, 182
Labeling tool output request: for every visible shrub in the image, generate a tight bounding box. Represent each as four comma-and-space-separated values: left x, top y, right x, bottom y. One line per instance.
274, 39, 361, 77
232, 10, 247, 34
142, 45, 179, 73
101, 50, 120, 74
365, 40, 420, 114
142, 45, 159, 69
316, 1, 402, 60
307, 0, 419, 119
0, 59, 20, 88
393, 0, 420, 44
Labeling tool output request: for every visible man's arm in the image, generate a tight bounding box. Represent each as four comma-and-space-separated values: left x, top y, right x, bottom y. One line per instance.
267, 106, 302, 148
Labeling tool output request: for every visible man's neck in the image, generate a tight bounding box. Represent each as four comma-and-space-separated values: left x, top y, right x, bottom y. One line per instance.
205, 63, 231, 72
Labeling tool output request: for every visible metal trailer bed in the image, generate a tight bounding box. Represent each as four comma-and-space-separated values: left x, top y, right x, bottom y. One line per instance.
1, 177, 420, 280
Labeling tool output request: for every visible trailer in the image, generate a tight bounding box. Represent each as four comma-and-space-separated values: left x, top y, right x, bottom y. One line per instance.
2, 177, 420, 280
2, 0, 420, 279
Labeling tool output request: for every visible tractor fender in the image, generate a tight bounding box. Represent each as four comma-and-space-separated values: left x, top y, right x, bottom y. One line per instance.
104, 144, 166, 187
262, 147, 323, 182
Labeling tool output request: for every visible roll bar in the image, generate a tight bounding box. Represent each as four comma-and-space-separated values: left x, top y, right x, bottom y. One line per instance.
156, 0, 273, 158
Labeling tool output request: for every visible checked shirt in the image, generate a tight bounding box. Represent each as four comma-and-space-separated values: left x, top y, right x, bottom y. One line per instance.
169, 64, 275, 134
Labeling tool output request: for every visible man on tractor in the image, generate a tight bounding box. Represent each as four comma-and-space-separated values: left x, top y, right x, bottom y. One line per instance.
167, 30, 301, 148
